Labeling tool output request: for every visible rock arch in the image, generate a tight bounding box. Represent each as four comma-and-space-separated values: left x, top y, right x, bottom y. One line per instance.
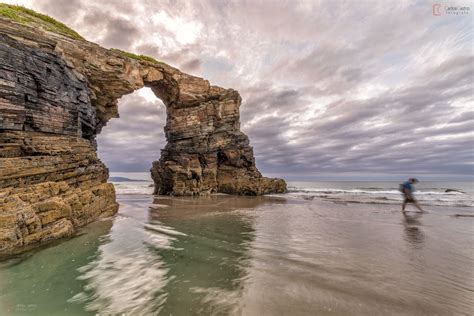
0, 16, 285, 253
81, 48, 286, 196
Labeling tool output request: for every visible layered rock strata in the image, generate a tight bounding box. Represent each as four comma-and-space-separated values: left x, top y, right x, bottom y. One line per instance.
0, 14, 285, 254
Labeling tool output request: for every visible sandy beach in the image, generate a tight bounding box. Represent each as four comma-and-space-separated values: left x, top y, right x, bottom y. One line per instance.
1, 192, 472, 315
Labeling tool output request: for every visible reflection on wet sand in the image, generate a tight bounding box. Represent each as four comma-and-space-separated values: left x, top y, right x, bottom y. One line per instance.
71, 195, 286, 315
1, 194, 472, 315
0, 219, 113, 315
402, 212, 425, 248
68, 196, 169, 315
237, 201, 473, 315
147, 195, 286, 315
71, 195, 473, 315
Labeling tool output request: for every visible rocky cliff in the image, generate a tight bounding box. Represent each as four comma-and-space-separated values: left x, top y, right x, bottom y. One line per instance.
0, 6, 286, 254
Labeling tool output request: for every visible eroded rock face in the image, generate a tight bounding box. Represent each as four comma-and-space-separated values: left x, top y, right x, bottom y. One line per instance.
0, 31, 118, 254
0, 16, 285, 254
150, 83, 286, 196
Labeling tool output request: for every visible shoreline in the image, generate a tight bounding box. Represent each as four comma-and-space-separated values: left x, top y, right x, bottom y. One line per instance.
1, 193, 472, 315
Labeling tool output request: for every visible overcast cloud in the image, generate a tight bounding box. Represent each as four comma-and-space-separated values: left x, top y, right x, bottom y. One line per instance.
6, 0, 473, 180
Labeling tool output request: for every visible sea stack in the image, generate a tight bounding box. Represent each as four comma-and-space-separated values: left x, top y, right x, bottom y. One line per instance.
0, 6, 286, 254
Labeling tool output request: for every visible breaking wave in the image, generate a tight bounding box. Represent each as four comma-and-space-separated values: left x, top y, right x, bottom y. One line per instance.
286, 185, 473, 208
112, 181, 154, 195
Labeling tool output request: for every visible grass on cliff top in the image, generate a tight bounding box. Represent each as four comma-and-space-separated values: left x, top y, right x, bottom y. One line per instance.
0, 3, 83, 40
110, 48, 161, 64
0, 4, 161, 64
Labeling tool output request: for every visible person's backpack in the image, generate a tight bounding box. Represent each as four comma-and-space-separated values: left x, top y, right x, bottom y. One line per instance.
399, 183, 405, 193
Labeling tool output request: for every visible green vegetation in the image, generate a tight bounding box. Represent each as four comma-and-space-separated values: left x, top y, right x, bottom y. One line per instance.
110, 48, 161, 64
0, 4, 161, 64
0, 3, 83, 40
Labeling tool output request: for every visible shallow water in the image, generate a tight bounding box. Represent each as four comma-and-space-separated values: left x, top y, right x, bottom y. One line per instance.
1, 194, 473, 315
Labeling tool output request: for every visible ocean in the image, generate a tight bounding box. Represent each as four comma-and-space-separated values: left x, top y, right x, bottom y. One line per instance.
111, 172, 474, 209
0, 174, 472, 315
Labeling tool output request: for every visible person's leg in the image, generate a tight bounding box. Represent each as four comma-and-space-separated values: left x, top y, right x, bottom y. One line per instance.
402, 199, 407, 211
413, 200, 424, 212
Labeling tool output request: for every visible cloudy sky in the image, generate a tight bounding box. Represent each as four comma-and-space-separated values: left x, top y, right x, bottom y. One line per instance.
6, 0, 474, 180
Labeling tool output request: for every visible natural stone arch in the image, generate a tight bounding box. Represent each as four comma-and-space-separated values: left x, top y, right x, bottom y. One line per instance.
0, 14, 287, 197
0, 15, 285, 254
119, 65, 286, 196
67, 45, 286, 196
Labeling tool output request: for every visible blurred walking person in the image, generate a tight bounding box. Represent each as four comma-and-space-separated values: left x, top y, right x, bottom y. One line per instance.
400, 178, 425, 213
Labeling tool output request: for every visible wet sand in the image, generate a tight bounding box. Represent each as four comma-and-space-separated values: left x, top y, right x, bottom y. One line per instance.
0, 194, 473, 315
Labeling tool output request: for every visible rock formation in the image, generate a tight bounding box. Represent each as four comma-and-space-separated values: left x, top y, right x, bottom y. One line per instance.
0, 7, 286, 255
